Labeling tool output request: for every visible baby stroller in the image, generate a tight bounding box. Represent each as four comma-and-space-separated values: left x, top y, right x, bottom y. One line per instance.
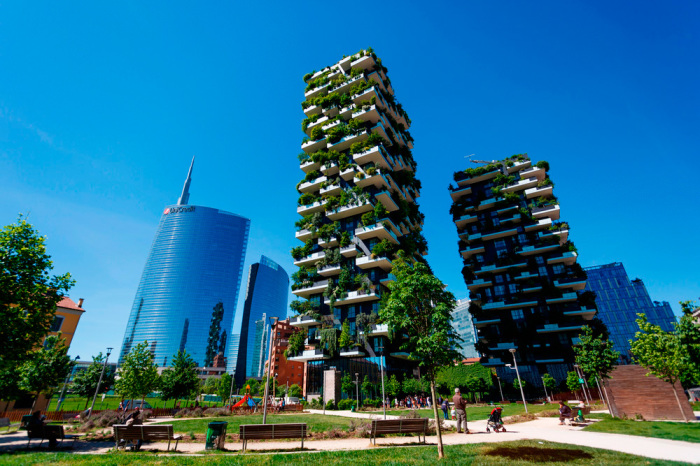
486, 407, 506, 433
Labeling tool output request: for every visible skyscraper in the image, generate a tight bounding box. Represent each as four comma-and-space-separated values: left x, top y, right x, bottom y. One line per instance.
233, 256, 289, 385
450, 154, 600, 386
583, 262, 676, 361
452, 298, 479, 359
119, 159, 250, 371
291, 49, 427, 398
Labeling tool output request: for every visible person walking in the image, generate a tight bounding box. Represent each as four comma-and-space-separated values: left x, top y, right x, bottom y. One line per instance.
453, 388, 470, 434
441, 398, 449, 420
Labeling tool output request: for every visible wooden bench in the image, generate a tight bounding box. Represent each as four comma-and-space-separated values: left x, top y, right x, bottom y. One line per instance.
0, 418, 15, 432
280, 404, 304, 412
113, 424, 182, 451
370, 418, 428, 445
27, 425, 79, 448
239, 423, 306, 452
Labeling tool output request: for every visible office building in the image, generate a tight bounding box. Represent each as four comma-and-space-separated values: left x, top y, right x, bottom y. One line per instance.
583, 262, 676, 361
452, 298, 479, 359
450, 154, 598, 386
291, 49, 427, 399
118, 159, 250, 371
233, 256, 289, 385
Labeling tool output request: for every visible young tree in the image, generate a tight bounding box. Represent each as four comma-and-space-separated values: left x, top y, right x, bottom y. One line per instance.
630, 314, 693, 422
203, 376, 219, 395
387, 374, 401, 398
339, 320, 353, 349
288, 384, 302, 398
244, 378, 260, 395
341, 373, 354, 398
361, 375, 373, 400
115, 341, 160, 406
72, 352, 116, 409
380, 255, 461, 459
19, 334, 72, 410
217, 373, 234, 405
678, 301, 700, 388
0, 217, 75, 388
160, 350, 200, 406
513, 379, 527, 391
573, 325, 619, 405
542, 373, 558, 395
565, 371, 581, 395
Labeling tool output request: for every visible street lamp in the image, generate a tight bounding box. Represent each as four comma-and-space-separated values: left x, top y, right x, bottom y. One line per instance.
355, 372, 360, 410
541, 376, 549, 402
495, 375, 504, 402
508, 348, 527, 413
378, 342, 386, 420
263, 316, 279, 424
88, 348, 112, 418
57, 355, 80, 412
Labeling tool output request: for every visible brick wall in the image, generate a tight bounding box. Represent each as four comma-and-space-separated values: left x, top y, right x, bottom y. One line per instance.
605, 365, 694, 420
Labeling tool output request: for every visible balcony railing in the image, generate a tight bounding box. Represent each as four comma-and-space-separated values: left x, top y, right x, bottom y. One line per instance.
324, 289, 380, 306
288, 348, 329, 361
289, 315, 321, 328
291, 279, 329, 298
356, 255, 393, 271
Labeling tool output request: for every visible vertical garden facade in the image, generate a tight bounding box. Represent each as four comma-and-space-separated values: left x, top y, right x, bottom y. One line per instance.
291, 49, 427, 397
449, 154, 599, 387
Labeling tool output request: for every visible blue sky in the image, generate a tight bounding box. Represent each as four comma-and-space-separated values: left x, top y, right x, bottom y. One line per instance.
1, 1, 698, 361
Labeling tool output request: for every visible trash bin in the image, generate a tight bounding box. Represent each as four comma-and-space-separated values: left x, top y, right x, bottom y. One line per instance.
351, 405, 355, 413
205, 421, 228, 450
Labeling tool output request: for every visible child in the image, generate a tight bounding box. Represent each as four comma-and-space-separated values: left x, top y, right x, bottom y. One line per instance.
451, 407, 456, 420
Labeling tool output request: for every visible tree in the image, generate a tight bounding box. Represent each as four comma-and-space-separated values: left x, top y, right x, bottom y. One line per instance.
513, 378, 527, 391
20, 334, 72, 410
678, 301, 700, 388
380, 254, 461, 459
630, 314, 693, 422
566, 371, 581, 394
387, 374, 401, 398
542, 373, 558, 394
115, 341, 160, 404
0, 217, 75, 393
361, 375, 373, 400
217, 373, 234, 405
436, 363, 492, 398
341, 373, 354, 398
72, 352, 116, 409
160, 350, 200, 405
244, 378, 260, 396
203, 377, 219, 395
288, 384, 302, 398
339, 320, 353, 349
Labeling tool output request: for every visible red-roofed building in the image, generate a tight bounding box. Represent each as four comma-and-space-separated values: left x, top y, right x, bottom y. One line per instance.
48, 296, 86, 349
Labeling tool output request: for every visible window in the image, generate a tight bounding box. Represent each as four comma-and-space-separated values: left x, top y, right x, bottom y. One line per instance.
511, 309, 524, 320
538, 266, 548, 277
348, 306, 356, 319
494, 285, 505, 297
49, 316, 64, 333
552, 264, 564, 275
518, 234, 528, 244
495, 239, 506, 250
535, 256, 544, 265
494, 275, 504, 284
508, 284, 518, 294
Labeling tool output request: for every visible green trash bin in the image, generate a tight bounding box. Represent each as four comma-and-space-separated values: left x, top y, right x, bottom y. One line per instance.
205, 421, 228, 450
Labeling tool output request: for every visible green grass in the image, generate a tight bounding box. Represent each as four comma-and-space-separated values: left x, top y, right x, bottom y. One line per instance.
152, 414, 355, 435
583, 414, 700, 443
46, 395, 220, 412
386, 402, 584, 420
0, 440, 689, 465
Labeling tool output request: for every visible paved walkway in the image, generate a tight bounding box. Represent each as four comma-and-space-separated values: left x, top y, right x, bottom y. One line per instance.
1, 411, 697, 463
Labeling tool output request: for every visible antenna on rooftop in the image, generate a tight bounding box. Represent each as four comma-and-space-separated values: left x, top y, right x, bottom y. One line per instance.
177, 156, 195, 206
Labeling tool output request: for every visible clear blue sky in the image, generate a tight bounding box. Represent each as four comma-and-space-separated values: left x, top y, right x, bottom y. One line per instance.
1, 1, 698, 361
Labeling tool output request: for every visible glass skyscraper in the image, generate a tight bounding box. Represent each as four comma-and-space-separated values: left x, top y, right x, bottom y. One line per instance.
234, 256, 289, 385
119, 159, 250, 371
452, 298, 479, 359
584, 262, 676, 361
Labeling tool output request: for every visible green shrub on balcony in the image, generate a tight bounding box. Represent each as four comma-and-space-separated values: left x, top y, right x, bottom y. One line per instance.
549, 221, 570, 231
537, 178, 553, 188
355, 172, 365, 180
291, 266, 321, 290
310, 126, 325, 141
318, 222, 340, 242
536, 160, 550, 171
339, 231, 351, 247
298, 193, 319, 206
372, 239, 395, 258
285, 327, 307, 359
504, 192, 520, 204
361, 211, 376, 227
339, 320, 354, 349
302, 113, 322, 132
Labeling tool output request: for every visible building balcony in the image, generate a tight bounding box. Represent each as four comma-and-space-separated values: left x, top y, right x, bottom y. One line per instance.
507, 160, 531, 173
297, 199, 327, 215
340, 165, 357, 181
326, 200, 374, 220
356, 255, 393, 271
519, 166, 545, 181
514, 271, 539, 280
476, 197, 499, 211
324, 289, 380, 306
352, 104, 381, 124
522, 285, 543, 293
482, 299, 538, 311
295, 228, 314, 242
305, 115, 329, 136
351, 85, 381, 106
489, 342, 516, 351
360, 323, 389, 337
547, 251, 578, 266
460, 245, 485, 259
525, 185, 553, 199
380, 273, 397, 286
318, 236, 339, 248
304, 81, 331, 100
293, 251, 326, 267
352, 145, 393, 170
288, 348, 330, 362
321, 162, 340, 176
531, 204, 560, 221
300, 159, 320, 174
476, 261, 528, 275
301, 137, 327, 154
499, 213, 521, 225
564, 307, 596, 318
456, 168, 500, 187
289, 315, 321, 328
473, 318, 500, 327
340, 244, 359, 257
339, 348, 366, 357
524, 217, 553, 232
540, 228, 569, 244
517, 243, 560, 256
355, 170, 391, 191
355, 223, 399, 244
467, 278, 492, 290
554, 277, 587, 291
374, 191, 400, 212
535, 358, 565, 364
455, 214, 478, 229
349, 53, 376, 71
537, 323, 584, 333
482, 228, 519, 241
465, 232, 482, 242
303, 104, 322, 117
318, 264, 341, 277
329, 74, 367, 95
319, 183, 341, 196
449, 185, 472, 201
502, 177, 538, 193
292, 279, 329, 298
482, 358, 505, 366
546, 292, 578, 304
298, 175, 327, 193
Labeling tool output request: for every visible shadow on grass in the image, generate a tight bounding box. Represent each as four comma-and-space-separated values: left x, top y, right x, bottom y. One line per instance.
483, 445, 593, 462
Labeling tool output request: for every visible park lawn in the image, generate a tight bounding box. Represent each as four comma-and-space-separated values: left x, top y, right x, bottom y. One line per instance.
386, 402, 573, 421
152, 413, 355, 436
46, 395, 219, 412
583, 414, 700, 443
0, 440, 688, 465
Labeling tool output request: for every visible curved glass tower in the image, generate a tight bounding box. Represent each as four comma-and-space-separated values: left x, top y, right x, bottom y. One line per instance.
234, 256, 289, 385
118, 158, 250, 369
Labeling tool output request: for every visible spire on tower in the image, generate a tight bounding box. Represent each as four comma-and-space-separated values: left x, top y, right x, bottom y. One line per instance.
177, 156, 195, 205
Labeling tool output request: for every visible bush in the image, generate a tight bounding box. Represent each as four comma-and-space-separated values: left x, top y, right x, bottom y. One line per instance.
338, 399, 354, 410
348, 419, 371, 437
325, 399, 337, 410
174, 408, 191, 418
536, 160, 550, 171
79, 420, 95, 432
92, 410, 121, 427
204, 407, 229, 417
191, 408, 204, 417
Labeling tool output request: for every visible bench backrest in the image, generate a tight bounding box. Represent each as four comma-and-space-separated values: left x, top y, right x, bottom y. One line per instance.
27, 424, 65, 439
113, 424, 174, 440
371, 418, 428, 435
0, 418, 10, 428
239, 423, 306, 439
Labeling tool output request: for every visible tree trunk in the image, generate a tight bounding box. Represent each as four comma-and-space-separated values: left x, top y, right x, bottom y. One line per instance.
31, 393, 39, 412
671, 381, 689, 422
429, 380, 444, 459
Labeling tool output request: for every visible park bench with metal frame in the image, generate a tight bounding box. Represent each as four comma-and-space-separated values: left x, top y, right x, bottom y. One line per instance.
370, 418, 428, 445
0, 417, 17, 432
26, 424, 79, 448
239, 423, 307, 452
113, 424, 182, 451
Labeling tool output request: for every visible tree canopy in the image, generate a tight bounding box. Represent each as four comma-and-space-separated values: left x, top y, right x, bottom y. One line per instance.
71, 352, 115, 408
573, 325, 620, 380
115, 341, 160, 401
20, 334, 72, 409
160, 350, 200, 402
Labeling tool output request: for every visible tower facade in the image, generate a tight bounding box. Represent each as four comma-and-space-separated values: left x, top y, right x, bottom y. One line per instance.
119, 160, 250, 370
449, 154, 598, 386
291, 49, 427, 397
452, 298, 479, 359
583, 262, 676, 361
233, 256, 289, 385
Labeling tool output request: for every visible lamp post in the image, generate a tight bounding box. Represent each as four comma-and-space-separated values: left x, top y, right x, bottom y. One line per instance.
262, 316, 278, 424
355, 372, 359, 410
573, 364, 591, 406
496, 375, 504, 402
541, 376, 549, 402
378, 342, 386, 420
227, 371, 235, 411
508, 348, 527, 413
88, 348, 112, 418
57, 355, 80, 412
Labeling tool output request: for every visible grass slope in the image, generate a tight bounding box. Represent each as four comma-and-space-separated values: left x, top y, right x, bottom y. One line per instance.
152, 414, 354, 435
583, 414, 700, 443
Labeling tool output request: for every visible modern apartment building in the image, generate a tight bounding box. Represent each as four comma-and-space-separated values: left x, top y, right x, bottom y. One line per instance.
265, 318, 306, 394
233, 256, 289, 386
119, 159, 250, 371
452, 298, 479, 359
450, 154, 599, 386
583, 262, 676, 361
291, 49, 427, 399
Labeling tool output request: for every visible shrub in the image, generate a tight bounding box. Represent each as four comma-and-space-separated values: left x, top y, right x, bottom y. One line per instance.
174, 408, 191, 418
325, 399, 337, 410
92, 410, 121, 427
361, 211, 376, 226
338, 399, 354, 410
79, 420, 95, 432
536, 160, 550, 171
191, 408, 204, 417
204, 407, 229, 417
348, 419, 371, 437
310, 126, 325, 141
